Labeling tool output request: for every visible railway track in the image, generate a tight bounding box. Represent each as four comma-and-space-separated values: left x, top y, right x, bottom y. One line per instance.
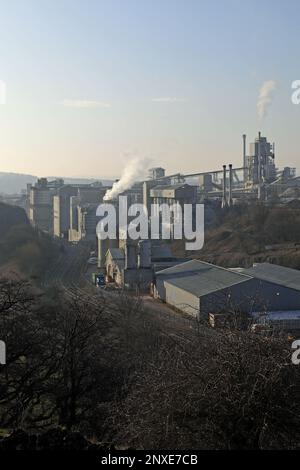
43, 243, 89, 289
42, 241, 198, 342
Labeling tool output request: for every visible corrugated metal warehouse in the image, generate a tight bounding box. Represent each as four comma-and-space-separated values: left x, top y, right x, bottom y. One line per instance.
154, 260, 300, 317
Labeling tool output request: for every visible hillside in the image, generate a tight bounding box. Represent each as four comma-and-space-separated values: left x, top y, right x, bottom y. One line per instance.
190, 203, 300, 269
0, 202, 29, 237
0, 172, 37, 194
0, 203, 58, 279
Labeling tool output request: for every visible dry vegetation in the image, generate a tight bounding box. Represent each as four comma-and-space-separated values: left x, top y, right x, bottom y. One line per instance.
178, 203, 300, 269
1, 202, 300, 449
0, 204, 59, 280
0, 278, 300, 449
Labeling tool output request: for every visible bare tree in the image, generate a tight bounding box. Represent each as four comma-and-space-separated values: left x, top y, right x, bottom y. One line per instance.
112, 326, 300, 450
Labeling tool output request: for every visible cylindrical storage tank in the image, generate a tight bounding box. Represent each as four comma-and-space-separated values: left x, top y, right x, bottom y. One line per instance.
138, 240, 151, 268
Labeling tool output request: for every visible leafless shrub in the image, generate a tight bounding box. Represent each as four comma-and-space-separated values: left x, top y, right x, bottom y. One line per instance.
113, 327, 300, 450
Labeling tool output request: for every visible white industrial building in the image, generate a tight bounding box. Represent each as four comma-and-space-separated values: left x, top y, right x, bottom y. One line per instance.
28, 178, 63, 233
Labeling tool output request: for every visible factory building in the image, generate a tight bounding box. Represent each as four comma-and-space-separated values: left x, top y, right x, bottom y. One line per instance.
105, 239, 153, 290
28, 178, 64, 233
148, 183, 198, 238
154, 260, 300, 320
149, 183, 197, 207
98, 237, 118, 268
53, 185, 78, 238
69, 202, 100, 244
239, 262, 300, 294
241, 132, 297, 202
240, 263, 300, 331
143, 179, 162, 214
121, 182, 144, 205
198, 174, 213, 193
75, 184, 105, 204
268, 172, 299, 200
68, 185, 107, 244
154, 133, 297, 206
98, 233, 184, 290
148, 167, 165, 180
78, 204, 99, 242
105, 248, 126, 285
27, 178, 106, 240
244, 132, 276, 186
150, 244, 188, 272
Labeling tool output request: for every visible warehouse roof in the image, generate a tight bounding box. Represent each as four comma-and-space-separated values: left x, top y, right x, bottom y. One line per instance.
242, 263, 300, 292
156, 260, 253, 297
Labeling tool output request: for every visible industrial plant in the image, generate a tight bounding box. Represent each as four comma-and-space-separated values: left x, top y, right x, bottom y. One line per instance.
25, 131, 299, 239
19, 131, 300, 330
3, 0, 300, 452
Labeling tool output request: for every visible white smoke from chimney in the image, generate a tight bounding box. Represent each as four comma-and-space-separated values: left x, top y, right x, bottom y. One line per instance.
104, 156, 153, 201
257, 80, 276, 120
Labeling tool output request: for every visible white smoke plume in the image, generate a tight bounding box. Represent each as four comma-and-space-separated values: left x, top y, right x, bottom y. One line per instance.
104, 156, 153, 201
257, 80, 276, 120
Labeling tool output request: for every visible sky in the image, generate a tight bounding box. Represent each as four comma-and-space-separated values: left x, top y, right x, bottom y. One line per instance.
0, 0, 299, 179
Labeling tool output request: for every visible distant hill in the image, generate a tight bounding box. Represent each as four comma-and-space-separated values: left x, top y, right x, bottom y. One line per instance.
0, 172, 37, 194
0, 172, 114, 194
47, 176, 114, 187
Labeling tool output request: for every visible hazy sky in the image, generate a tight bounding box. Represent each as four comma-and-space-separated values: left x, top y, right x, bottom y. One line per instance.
0, 0, 299, 178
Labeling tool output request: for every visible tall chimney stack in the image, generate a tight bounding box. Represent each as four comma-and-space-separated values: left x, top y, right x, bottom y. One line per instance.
222, 165, 227, 208
243, 134, 247, 182
228, 164, 233, 207
257, 139, 262, 200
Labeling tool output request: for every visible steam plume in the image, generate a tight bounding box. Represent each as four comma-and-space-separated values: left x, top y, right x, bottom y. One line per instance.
104, 157, 152, 201
257, 80, 276, 120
